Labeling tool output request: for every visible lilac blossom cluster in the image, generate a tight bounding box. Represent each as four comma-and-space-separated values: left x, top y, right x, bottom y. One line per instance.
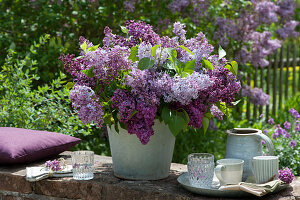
278, 167, 294, 184
168, 0, 298, 68
241, 85, 270, 106
70, 85, 104, 127
61, 21, 241, 144
45, 159, 62, 171
168, 0, 210, 24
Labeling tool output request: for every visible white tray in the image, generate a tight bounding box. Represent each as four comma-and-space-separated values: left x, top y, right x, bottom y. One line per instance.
177, 172, 287, 198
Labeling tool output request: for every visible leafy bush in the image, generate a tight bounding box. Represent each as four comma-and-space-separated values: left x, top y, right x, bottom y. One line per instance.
0, 34, 109, 155
2, 0, 298, 85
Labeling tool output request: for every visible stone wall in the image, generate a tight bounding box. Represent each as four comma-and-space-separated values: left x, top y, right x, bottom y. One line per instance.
0, 152, 299, 200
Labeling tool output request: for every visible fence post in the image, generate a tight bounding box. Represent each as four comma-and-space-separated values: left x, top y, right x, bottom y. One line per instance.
273, 50, 278, 117
293, 44, 297, 95
259, 66, 264, 115
285, 45, 290, 100
266, 55, 271, 120
279, 46, 284, 112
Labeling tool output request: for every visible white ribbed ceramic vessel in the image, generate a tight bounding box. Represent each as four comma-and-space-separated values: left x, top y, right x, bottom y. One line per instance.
252, 156, 279, 184
107, 120, 175, 180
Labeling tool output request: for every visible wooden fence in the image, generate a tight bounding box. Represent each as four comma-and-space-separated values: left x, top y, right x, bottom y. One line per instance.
242, 43, 300, 120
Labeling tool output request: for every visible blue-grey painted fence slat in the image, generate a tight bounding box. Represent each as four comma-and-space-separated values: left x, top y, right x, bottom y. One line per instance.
273, 49, 278, 116
259, 66, 264, 115
293, 44, 297, 95
266, 55, 271, 120
246, 71, 251, 120
279, 46, 284, 111
285, 45, 290, 100
253, 67, 258, 119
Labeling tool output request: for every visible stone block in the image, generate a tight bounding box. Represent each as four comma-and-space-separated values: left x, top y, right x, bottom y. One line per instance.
0, 174, 32, 193
34, 178, 103, 200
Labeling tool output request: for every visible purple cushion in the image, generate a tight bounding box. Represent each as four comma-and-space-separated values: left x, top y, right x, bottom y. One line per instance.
0, 127, 81, 164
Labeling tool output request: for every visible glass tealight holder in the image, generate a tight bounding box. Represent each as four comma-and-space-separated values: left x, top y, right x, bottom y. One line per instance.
71, 151, 94, 180
187, 153, 214, 188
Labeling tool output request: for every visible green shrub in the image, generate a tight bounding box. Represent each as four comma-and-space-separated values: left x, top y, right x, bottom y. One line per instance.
0, 34, 110, 155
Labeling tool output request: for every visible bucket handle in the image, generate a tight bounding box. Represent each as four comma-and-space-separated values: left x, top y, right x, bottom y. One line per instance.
253, 133, 274, 156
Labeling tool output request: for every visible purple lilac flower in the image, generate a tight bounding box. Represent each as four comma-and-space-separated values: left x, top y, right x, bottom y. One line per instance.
259, 113, 264, 118
123, 0, 139, 12
210, 105, 224, 120
45, 160, 62, 171
284, 121, 291, 129
268, 118, 275, 125
173, 22, 187, 43
163, 73, 214, 105
168, 0, 189, 13
289, 108, 300, 119
277, 0, 296, 21
241, 85, 270, 105
125, 20, 161, 47
255, 1, 279, 24
137, 42, 152, 60
261, 140, 266, 145
248, 31, 282, 67
70, 85, 104, 126
277, 20, 299, 39
295, 121, 300, 132
111, 89, 157, 144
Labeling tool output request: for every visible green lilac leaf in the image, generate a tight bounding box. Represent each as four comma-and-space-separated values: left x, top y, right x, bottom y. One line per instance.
87, 44, 100, 52
179, 45, 194, 55
80, 40, 87, 51
230, 61, 238, 76
81, 66, 94, 78
151, 44, 160, 59
184, 60, 195, 75
202, 117, 209, 133
201, 59, 213, 70
162, 106, 172, 124
168, 110, 186, 137
138, 57, 155, 70
120, 26, 129, 34
65, 82, 74, 90
218, 45, 226, 60
129, 110, 138, 119
162, 60, 176, 70
128, 45, 139, 62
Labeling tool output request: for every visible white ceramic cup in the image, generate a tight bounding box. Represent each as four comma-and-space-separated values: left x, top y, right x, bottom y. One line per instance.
215, 158, 244, 186
252, 156, 279, 184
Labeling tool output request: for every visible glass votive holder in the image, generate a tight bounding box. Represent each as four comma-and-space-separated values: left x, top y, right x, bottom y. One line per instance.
71, 151, 94, 180
187, 153, 214, 188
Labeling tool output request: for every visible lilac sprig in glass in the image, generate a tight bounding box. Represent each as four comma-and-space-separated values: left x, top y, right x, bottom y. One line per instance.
45, 158, 66, 172
278, 167, 294, 184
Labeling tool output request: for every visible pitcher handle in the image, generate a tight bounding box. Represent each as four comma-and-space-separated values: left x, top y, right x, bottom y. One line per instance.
254, 133, 274, 156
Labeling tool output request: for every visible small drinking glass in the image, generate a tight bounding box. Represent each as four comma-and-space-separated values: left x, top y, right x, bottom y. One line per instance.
71, 151, 94, 180
187, 153, 214, 188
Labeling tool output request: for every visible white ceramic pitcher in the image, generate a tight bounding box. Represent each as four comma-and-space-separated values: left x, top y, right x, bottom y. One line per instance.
225, 128, 274, 181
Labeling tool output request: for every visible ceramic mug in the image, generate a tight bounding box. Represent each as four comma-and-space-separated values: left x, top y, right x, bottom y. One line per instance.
252, 156, 279, 184
215, 158, 244, 186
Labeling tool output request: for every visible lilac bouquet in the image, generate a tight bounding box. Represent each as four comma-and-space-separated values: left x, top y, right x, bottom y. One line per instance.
60, 21, 241, 145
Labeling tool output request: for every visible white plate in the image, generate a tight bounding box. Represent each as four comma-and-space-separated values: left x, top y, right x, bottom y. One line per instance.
177, 172, 287, 198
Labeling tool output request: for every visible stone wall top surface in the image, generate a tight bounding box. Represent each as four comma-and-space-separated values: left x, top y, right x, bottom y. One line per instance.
0, 152, 299, 200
